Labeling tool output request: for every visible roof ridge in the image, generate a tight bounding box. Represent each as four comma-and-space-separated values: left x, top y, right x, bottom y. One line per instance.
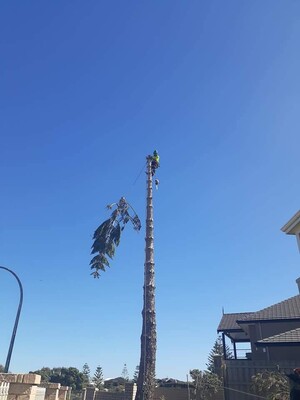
222, 312, 253, 316
238, 294, 300, 322
256, 294, 300, 313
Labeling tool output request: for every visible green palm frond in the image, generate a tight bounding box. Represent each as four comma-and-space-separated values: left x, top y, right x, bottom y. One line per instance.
90, 197, 141, 278
106, 242, 116, 259
111, 224, 121, 246
90, 254, 109, 268
93, 219, 112, 240
91, 237, 106, 254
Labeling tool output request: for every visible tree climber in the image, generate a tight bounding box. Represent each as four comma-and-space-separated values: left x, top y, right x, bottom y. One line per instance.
151, 150, 160, 176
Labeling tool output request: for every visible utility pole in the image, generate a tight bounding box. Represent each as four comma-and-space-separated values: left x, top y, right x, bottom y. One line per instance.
136, 155, 157, 400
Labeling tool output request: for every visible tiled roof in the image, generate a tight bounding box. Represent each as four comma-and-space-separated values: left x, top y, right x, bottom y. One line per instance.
237, 295, 300, 322
217, 312, 253, 331
257, 327, 300, 345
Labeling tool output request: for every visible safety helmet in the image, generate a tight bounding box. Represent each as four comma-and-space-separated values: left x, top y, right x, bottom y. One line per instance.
153, 150, 158, 155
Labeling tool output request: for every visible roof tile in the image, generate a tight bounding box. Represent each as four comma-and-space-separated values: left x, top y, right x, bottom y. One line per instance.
217, 312, 253, 331
257, 327, 300, 344
237, 295, 300, 322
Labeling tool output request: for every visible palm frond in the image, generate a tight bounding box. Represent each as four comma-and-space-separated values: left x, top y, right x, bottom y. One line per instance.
91, 237, 107, 254
93, 219, 112, 240
111, 224, 121, 246
90, 197, 141, 278
90, 254, 109, 267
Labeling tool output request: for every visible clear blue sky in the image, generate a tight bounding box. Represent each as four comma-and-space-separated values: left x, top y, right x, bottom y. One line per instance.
1, 0, 300, 380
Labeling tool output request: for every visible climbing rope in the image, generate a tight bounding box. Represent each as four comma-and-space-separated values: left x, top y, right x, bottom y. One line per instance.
133, 161, 147, 185
223, 386, 267, 399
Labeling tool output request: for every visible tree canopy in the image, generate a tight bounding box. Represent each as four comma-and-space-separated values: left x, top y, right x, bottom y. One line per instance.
190, 369, 222, 400
30, 367, 88, 391
251, 370, 289, 400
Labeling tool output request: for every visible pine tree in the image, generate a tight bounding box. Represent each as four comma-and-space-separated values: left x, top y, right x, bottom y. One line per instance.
122, 363, 129, 382
92, 366, 104, 390
133, 365, 139, 383
82, 363, 91, 385
206, 336, 233, 372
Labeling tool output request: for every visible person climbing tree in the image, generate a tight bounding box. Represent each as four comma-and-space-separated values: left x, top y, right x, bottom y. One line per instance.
151, 150, 160, 176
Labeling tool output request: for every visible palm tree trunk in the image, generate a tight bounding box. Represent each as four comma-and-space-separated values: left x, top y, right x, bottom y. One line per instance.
136, 155, 157, 400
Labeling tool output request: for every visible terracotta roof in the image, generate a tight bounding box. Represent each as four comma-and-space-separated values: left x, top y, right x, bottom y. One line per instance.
217, 312, 253, 331
257, 327, 300, 345
237, 295, 300, 322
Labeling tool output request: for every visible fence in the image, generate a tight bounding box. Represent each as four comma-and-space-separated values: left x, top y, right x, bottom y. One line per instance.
0, 382, 10, 400
223, 359, 298, 400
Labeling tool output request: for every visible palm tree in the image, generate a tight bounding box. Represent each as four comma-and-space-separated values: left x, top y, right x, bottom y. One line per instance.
135, 155, 156, 400
90, 154, 158, 400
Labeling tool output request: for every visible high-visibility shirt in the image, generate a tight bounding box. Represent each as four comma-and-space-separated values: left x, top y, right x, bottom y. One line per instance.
153, 154, 160, 163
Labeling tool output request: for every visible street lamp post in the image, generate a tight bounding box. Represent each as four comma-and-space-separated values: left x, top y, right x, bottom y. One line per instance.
0, 266, 23, 373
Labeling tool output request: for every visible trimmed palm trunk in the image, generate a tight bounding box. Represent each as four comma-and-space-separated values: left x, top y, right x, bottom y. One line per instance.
136, 155, 157, 400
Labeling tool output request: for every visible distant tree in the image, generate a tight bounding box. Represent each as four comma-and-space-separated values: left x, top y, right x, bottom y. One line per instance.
122, 364, 129, 382
50, 367, 86, 391
206, 336, 233, 372
133, 365, 139, 383
190, 369, 222, 400
82, 363, 91, 385
92, 366, 104, 390
0, 365, 5, 373
31, 367, 86, 391
30, 367, 52, 382
251, 370, 289, 400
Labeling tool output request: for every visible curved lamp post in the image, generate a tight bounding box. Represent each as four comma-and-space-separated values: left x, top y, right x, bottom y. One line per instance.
0, 266, 23, 373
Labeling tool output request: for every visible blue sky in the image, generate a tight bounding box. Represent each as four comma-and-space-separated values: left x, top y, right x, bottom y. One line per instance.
1, 0, 300, 380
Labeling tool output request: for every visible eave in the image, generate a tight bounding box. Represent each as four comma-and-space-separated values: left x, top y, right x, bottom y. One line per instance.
281, 210, 300, 235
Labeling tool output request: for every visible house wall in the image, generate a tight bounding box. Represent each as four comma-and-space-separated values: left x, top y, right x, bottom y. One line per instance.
267, 346, 300, 361
246, 321, 300, 361
261, 321, 300, 339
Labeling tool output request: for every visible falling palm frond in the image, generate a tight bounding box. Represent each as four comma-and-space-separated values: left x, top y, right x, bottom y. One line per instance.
90, 197, 141, 278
